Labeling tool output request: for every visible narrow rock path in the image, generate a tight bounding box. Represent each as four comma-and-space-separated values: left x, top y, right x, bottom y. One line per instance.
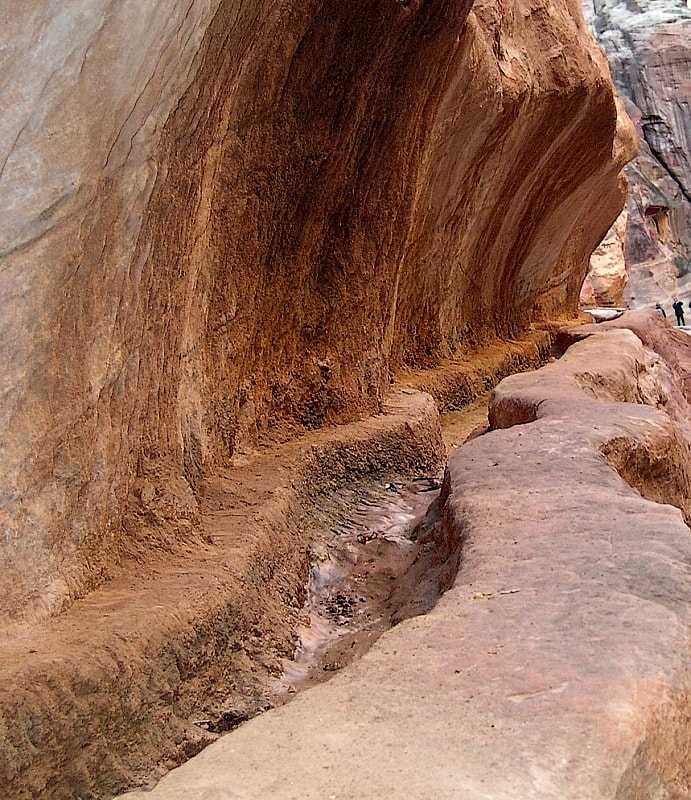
118, 398, 491, 797
270, 475, 445, 704
267, 397, 492, 705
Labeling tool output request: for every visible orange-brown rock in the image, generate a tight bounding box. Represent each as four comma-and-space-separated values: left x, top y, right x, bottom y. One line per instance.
0, 0, 635, 627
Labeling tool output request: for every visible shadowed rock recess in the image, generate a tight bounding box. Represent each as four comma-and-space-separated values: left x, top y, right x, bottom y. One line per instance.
0, 0, 639, 797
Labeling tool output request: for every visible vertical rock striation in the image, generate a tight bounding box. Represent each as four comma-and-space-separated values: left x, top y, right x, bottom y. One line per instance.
586, 0, 691, 306
0, 0, 634, 624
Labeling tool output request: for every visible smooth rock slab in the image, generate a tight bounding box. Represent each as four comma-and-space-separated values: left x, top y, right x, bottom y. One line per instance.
121, 323, 691, 799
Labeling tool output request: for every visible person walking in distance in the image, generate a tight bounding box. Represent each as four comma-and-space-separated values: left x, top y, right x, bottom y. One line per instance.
672, 298, 685, 326
655, 303, 667, 318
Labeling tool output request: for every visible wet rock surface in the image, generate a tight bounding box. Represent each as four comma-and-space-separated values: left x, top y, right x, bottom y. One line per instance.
272, 476, 456, 702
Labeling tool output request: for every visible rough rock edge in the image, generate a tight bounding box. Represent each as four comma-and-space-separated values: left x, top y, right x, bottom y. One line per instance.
0, 390, 444, 800
485, 314, 691, 796
400, 329, 554, 411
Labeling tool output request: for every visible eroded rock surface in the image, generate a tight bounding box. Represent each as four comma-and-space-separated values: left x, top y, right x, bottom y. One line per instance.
0, 1, 634, 624
0, 332, 555, 800
121, 313, 691, 800
0, 388, 446, 800
586, 0, 691, 307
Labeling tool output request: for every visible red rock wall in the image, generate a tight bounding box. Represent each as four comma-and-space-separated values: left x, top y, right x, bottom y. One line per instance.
0, 0, 633, 623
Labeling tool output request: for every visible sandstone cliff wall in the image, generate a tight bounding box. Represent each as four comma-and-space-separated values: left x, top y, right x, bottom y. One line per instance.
0, 0, 633, 623
586, 0, 691, 306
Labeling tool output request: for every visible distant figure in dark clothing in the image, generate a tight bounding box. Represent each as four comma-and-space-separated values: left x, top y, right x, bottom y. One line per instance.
673, 299, 685, 326
655, 303, 666, 318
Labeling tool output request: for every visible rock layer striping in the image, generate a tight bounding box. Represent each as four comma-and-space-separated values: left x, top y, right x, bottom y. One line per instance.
586, 0, 691, 306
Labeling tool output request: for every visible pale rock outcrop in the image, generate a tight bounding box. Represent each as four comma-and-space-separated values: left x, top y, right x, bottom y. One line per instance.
580, 205, 628, 306
586, 0, 691, 307
0, 0, 635, 625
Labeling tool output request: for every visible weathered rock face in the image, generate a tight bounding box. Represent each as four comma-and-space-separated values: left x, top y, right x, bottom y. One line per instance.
580, 205, 628, 306
0, 0, 633, 623
586, 0, 691, 307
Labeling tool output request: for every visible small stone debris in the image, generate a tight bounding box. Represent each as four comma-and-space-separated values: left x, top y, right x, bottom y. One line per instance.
356, 531, 378, 544
325, 593, 356, 622
413, 476, 442, 492
198, 709, 251, 734
472, 589, 520, 601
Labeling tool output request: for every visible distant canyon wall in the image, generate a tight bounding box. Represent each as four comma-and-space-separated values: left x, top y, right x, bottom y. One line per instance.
585, 0, 691, 307
0, 0, 633, 622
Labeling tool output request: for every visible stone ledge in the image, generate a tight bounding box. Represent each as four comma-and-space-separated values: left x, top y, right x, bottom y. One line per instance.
0, 388, 444, 800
